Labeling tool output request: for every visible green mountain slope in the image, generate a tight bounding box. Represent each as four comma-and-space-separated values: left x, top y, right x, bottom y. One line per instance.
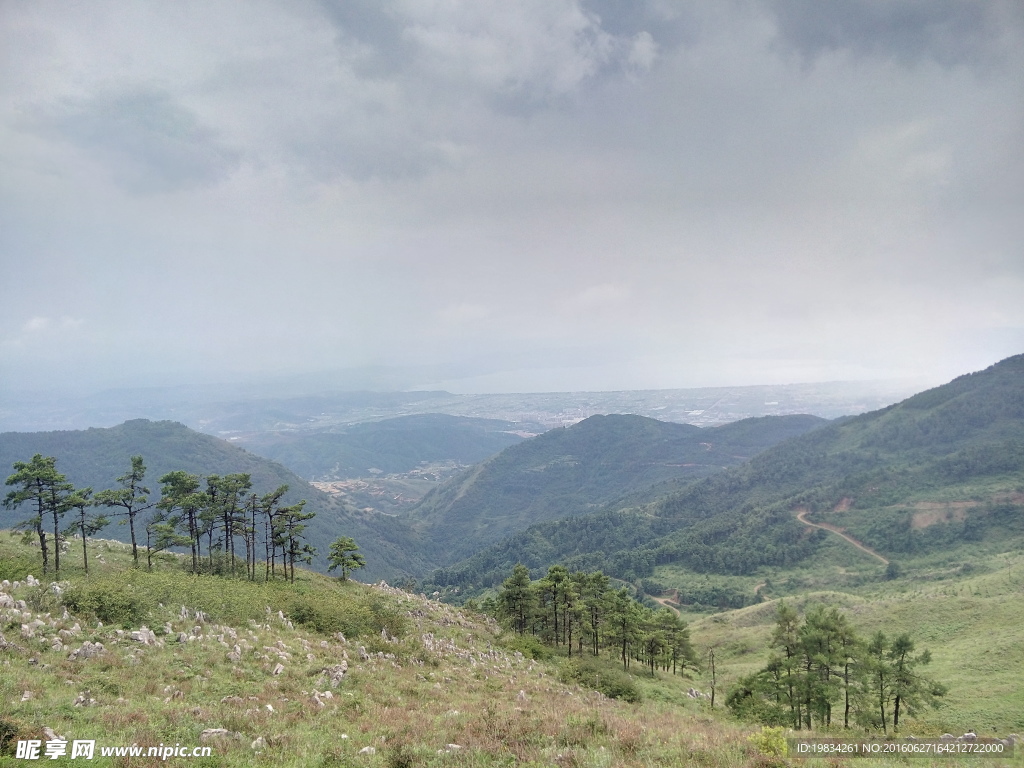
0, 419, 431, 581
233, 413, 533, 480
409, 413, 828, 566
430, 355, 1024, 592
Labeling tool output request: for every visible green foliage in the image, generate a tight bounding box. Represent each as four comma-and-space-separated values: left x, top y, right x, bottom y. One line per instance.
63, 575, 150, 626
3, 453, 73, 575
287, 592, 371, 637
499, 631, 552, 660
435, 355, 1024, 595
639, 579, 667, 596
0, 716, 32, 758
54, 566, 406, 641
747, 726, 787, 758
491, 563, 696, 681
0, 546, 36, 580
0, 419, 431, 581
327, 536, 366, 580
413, 413, 827, 567
560, 657, 642, 702
727, 602, 946, 733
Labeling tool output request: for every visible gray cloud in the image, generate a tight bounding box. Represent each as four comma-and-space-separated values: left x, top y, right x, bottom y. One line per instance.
768, 0, 1016, 67
36, 87, 241, 193
318, 0, 417, 76
0, 1, 1021, 397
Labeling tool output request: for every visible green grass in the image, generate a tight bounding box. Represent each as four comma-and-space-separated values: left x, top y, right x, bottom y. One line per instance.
3, 531, 1023, 767
691, 548, 1024, 736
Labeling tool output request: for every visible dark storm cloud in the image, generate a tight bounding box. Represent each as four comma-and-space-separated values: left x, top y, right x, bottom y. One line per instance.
37, 87, 241, 193
768, 0, 1017, 67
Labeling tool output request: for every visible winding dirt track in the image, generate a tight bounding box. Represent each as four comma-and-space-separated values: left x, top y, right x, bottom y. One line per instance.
794, 508, 889, 565
650, 591, 682, 615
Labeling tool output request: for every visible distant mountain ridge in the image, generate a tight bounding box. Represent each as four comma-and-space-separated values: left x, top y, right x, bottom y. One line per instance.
428, 354, 1024, 591
407, 412, 828, 566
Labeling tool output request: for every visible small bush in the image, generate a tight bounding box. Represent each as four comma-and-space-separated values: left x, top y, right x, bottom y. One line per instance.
748, 726, 787, 758
0, 717, 31, 757
639, 579, 667, 596
560, 658, 641, 702
367, 594, 409, 639
499, 632, 552, 660
0, 548, 35, 581
62, 577, 150, 626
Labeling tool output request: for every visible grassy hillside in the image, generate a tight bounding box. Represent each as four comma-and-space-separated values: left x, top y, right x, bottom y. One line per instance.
0, 533, 760, 768
0, 420, 431, 582
430, 355, 1024, 592
1, 534, 1020, 768
233, 413, 533, 481
409, 413, 827, 567
690, 546, 1024, 735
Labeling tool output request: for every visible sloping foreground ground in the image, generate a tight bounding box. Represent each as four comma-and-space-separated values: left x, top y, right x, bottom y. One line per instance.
0, 536, 752, 768
6, 536, 1021, 767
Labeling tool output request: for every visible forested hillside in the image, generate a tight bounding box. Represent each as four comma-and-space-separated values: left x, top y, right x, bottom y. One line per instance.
0, 419, 431, 581
429, 355, 1024, 593
408, 413, 827, 566
233, 413, 532, 480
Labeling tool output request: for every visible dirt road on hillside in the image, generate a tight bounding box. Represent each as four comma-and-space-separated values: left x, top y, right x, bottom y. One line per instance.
650, 591, 681, 615
795, 508, 889, 565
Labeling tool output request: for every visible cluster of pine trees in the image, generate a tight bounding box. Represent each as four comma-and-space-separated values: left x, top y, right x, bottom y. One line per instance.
486, 564, 697, 676
3, 453, 318, 582
727, 603, 946, 733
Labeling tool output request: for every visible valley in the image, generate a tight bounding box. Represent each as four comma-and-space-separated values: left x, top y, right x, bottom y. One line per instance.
311, 461, 470, 516
2, 355, 1023, 756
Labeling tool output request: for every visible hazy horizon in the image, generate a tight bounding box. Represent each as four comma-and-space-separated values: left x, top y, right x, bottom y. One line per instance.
2, 2, 1022, 397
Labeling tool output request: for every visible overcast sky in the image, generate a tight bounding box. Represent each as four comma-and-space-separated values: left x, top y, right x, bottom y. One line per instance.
2, 1, 1022, 397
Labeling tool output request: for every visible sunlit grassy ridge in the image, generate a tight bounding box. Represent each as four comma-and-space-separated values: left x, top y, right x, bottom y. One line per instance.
2, 532, 1022, 767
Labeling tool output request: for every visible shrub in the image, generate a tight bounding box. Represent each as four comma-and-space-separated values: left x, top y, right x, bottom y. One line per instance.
0, 548, 35, 582
62, 576, 150, 626
639, 579, 667, 596
559, 658, 641, 702
0, 717, 29, 757
499, 632, 552, 660
748, 726, 787, 758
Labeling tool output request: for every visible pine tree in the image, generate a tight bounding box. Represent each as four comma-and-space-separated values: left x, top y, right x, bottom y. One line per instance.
276, 501, 316, 583
608, 587, 642, 670
158, 471, 204, 572
327, 536, 366, 581
95, 456, 153, 567
497, 564, 535, 634
888, 633, 946, 730
4, 454, 72, 575
770, 601, 803, 728
62, 487, 107, 575
867, 631, 893, 733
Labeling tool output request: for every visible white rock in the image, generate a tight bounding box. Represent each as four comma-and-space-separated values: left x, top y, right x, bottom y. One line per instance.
200, 728, 234, 743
